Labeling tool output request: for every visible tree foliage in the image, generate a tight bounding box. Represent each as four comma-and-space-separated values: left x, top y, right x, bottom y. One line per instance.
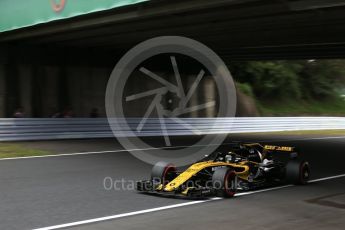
229, 60, 345, 101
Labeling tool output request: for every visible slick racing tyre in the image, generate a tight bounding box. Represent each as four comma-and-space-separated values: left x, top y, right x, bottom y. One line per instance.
286, 159, 310, 185
212, 167, 237, 198
151, 161, 176, 185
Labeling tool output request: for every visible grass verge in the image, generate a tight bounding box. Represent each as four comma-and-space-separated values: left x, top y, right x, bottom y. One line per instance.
0, 143, 53, 159
258, 98, 345, 116
0, 129, 344, 159
240, 129, 345, 136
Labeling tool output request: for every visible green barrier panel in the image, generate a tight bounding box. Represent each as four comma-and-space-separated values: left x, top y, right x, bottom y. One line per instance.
0, 0, 148, 33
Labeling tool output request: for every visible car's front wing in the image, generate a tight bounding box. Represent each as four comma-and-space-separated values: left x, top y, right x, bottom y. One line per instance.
136, 180, 215, 198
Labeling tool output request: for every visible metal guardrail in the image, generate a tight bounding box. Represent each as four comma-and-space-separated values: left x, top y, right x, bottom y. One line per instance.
0, 117, 345, 141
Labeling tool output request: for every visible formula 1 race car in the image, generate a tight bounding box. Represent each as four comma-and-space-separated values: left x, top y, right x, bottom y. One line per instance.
136, 142, 310, 198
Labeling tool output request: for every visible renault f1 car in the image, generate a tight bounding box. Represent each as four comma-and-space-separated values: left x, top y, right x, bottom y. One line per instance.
136, 142, 310, 198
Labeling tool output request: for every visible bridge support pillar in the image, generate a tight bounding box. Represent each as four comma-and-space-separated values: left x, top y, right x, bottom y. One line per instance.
18, 65, 33, 117
0, 65, 5, 117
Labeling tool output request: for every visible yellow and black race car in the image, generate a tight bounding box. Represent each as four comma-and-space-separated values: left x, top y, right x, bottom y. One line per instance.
136, 142, 310, 198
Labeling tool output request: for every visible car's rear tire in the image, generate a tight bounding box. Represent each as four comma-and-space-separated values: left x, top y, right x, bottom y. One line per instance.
151, 161, 176, 185
212, 168, 237, 198
286, 159, 310, 185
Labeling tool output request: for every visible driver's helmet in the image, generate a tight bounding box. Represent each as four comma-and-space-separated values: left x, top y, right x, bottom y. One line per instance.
247, 148, 264, 163
225, 151, 235, 162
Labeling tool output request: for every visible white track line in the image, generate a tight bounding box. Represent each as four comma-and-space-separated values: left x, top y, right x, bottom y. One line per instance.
309, 174, 345, 183
2, 135, 345, 161
33, 173, 345, 230
235, 185, 293, 196
33, 198, 220, 230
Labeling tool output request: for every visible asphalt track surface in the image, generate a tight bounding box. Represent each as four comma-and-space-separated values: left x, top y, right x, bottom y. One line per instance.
0, 135, 345, 230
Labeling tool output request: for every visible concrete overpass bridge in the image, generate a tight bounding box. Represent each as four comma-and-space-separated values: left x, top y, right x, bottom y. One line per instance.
1, 0, 345, 117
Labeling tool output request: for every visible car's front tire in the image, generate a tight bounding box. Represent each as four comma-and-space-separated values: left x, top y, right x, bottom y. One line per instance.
151, 161, 176, 185
212, 167, 237, 198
